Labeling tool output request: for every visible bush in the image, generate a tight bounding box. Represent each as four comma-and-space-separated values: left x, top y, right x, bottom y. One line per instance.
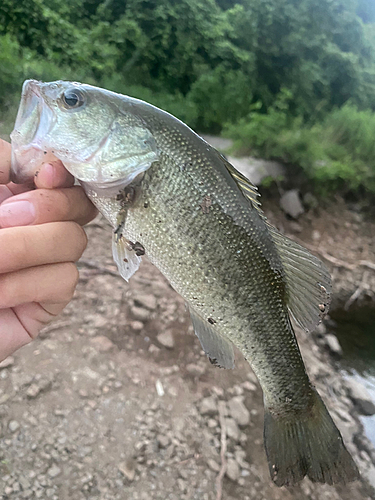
224, 102, 375, 197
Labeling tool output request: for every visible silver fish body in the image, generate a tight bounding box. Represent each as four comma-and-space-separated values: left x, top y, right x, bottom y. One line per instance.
10, 80, 359, 486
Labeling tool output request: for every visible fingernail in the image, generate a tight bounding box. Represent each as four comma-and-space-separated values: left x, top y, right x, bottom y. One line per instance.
0, 200, 36, 227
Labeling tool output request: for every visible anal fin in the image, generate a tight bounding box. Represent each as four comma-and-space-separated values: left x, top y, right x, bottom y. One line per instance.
188, 306, 235, 369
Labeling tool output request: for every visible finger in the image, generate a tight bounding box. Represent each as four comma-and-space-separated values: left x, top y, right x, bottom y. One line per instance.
35, 160, 75, 189
0, 186, 98, 227
0, 139, 11, 184
0, 222, 87, 274
0, 295, 72, 362
0, 262, 79, 309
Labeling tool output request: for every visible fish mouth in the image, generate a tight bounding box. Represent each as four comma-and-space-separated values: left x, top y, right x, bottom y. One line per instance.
10, 80, 56, 184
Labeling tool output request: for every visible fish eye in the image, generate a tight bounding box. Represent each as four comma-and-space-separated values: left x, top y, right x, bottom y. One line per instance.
62, 89, 85, 109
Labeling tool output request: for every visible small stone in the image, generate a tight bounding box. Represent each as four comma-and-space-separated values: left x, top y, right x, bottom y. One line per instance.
225, 418, 240, 441
157, 434, 170, 448
156, 331, 175, 349
228, 397, 250, 426
47, 465, 61, 478
186, 363, 206, 376
242, 381, 257, 392
8, 420, 20, 432
312, 230, 321, 241
92, 315, 108, 328
346, 379, 375, 415
200, 397, 218, 416
226, 458, 240, 481
131, 321, 144, 331
207, 418, 217, 428
118, 459, 136, 481
280, 189, 304, 219
4, 486, 13, 495
26, 383, 41, 399
324, 334, 343, 357
289, 221, 303, 233
130, 306, 150, 321
90, 336, 115, 352
0, 356, 14, 369
134, 294, 157, 311
207, 459, 220, 472
148, 344, 160, 354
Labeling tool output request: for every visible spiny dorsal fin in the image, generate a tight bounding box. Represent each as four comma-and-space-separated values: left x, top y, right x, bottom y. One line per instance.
222, 157, 331, 333
188, 305, 235, 369
221, 157, 265, 220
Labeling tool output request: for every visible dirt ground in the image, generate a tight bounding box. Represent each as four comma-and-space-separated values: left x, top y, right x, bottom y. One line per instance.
1, 198, 375, 500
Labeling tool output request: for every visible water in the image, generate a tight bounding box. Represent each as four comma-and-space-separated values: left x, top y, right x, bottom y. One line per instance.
330, 307, 375, 445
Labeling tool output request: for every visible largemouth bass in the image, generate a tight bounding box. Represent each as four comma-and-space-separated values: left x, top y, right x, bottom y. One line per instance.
10, 80, 359, 486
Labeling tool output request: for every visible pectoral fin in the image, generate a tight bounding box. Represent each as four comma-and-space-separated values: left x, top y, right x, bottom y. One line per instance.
188, 306, 235, 369
112, 233, 141, 281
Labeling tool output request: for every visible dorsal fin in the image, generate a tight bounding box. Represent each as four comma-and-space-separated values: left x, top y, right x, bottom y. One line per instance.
223, 157, 331, 333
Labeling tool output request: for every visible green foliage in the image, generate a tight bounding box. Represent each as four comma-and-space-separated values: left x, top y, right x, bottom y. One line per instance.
225, 103, 375, 197
2, 0, 375, 197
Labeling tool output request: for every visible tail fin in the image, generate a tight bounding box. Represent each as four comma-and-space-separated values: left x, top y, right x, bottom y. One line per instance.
264, 389, 359, 486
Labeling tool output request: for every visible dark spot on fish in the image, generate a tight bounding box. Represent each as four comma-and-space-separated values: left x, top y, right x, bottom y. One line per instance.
319, 304, 326, 313
144, 201, 149, 208
130, 241, 145, 256
200, 195, 212, 214
207, 317, 216, 325
123, 258, 128, 263
117, 186, 136, 206
43, 151, 47, 155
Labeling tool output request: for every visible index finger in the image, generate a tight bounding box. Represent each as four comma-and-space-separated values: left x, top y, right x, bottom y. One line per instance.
0, 139, 11, 184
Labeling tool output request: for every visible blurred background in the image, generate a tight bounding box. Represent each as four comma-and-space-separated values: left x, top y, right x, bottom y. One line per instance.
2, 2, 375, 499
1, 0, 375, 200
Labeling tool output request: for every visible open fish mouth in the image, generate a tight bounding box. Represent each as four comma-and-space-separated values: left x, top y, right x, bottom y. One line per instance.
10, 80, 56, 184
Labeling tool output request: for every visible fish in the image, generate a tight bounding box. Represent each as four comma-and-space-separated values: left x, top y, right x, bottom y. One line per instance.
10, 79, 359, 486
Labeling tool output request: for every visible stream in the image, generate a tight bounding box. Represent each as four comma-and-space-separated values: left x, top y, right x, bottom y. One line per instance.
330, 307, 375, 446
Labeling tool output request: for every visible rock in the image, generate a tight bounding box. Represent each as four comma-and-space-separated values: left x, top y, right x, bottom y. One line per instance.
134, 294, 157, 311
90, 336, 115, 352
186, 363, 206, 376
130, 306, 150, 321
324, 334, 343, 357
156, 331, 175, 349
0, 356, 14, 369
47, 465, 61, 478
118, 459, 136, 481
346, 379, 375, 415
312, 229, 321, 241
157, 434, 170, 448
131, 321, 144, 331
148, 344, 160, 354
200, 397, 218, 416
26, 383, 41, 399
242, 381, 257, 392
8, 420, 20, 432
280, 189, 304, 219
226, 458, 240, 481
225, 417, 240, 441
289, 221, 303, 233
207, 458, 220, 472
228, 397, 250, 426
303, 192, 319, 210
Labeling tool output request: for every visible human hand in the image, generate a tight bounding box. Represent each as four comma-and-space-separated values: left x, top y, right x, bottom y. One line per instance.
0, 139, 97, 362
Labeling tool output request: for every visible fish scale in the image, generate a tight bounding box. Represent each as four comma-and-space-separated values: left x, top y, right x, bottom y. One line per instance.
123, 151, 312, 409
10, 79, 359, 486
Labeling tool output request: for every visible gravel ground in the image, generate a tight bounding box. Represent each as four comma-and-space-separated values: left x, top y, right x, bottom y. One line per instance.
1, 200, 375, 500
